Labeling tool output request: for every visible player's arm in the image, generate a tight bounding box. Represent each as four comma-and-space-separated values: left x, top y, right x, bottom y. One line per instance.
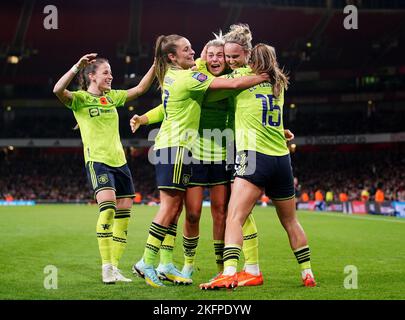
209, 73, 269, 90
205, 73, 269, 102
130, 104, 164, 133
126, 63, 156, 102
53, 53, 98, 105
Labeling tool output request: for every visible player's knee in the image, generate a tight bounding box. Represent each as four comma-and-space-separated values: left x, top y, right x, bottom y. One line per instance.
186, 211, 201, 225
211, 202, 226, 217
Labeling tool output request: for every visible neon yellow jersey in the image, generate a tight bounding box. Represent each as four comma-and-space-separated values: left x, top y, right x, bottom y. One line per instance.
228, 67, 289, 156
190, 59, 234, 161
65, 89, 128, 167
154, 67, 214, 150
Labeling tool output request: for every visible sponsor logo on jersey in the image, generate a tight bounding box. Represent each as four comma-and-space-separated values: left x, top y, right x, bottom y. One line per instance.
97, 174, 109, 184
89, 108, 100, 117
192, 72, 208, 82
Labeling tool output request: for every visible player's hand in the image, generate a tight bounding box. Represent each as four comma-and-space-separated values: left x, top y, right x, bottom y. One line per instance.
284, 129, 295, 141
130, 114, 142, 133
76, 53, 98, 70
200, 44, 208, 61
259, 72, 270, 82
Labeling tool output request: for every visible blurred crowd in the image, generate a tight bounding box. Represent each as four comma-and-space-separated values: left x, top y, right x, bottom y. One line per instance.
1, 145, 405, 203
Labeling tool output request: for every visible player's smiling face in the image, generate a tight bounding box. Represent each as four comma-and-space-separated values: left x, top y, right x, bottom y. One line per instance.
90, 62, 113, 92
171, 37, 195, 69
206, 45, 226, 76
224, 42, 249, 70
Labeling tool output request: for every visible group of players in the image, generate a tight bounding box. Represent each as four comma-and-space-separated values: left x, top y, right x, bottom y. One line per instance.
53, 23, 316, 290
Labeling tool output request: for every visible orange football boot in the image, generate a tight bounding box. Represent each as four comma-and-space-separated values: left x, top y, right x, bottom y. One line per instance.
237, 271, 264, 287
302, 273, 316, 287
199, 273, 238, 290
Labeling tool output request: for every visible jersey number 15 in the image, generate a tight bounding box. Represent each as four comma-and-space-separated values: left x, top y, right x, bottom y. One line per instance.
255, 94, 281, 127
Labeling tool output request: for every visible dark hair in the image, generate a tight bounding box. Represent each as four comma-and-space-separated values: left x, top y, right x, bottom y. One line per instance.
154, 34, 183, 88
78, 58, 109, 91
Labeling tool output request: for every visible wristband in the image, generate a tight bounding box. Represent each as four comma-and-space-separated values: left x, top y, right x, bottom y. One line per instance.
71, 64, 80, 74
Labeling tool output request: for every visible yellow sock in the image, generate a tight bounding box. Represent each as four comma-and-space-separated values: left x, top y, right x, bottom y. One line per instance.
160, 224, 177, 265
293, 246, 312, 270
223, 244, 241, 275
242, 214, 259, 266
183, 235, 199, 267
213, 240, 224, 272
111, 208, 131, 267
96, 201, 115, 265
143, 222, 168, 265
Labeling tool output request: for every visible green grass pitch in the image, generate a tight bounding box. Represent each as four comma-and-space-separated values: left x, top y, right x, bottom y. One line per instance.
1, 204, 404, 300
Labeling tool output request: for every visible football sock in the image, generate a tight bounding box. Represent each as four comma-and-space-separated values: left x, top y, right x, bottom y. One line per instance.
293, 245, 313, 278
213, 240, 225, 273
143, 222, 168, 265
96, 201, 116, 265
160, 223, 177, 265
242, 214, 260, 274
223, 245, 241, 276
183, 235, 199, 267
111, 208, 131, 267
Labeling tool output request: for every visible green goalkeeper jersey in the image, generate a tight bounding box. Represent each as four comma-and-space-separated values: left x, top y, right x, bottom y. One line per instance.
193, 59, 234, 162
65, 89, 128, 167
227, 67, 289, 156
154, 67, 214, 151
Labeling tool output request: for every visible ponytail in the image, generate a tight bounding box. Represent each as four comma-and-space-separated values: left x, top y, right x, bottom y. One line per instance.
154, 34, 183, 89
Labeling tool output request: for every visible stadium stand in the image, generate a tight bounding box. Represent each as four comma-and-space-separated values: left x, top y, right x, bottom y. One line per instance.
1, 0, 404, 212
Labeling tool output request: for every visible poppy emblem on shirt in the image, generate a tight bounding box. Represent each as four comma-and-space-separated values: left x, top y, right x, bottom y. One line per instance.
100, 97, 108, 105
192, 72, 208, 82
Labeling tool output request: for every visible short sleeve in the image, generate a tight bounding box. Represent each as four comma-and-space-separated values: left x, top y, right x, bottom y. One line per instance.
108, 89, 128, 108
187, 71, 215, 93
68, 91, 86, 111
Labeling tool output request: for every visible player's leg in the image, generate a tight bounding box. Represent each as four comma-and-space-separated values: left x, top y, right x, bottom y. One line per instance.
157, 200, 191, 284
111, 197, 133, 282
95, 189, 117, 284
273, 198, 316, 287
110, 164, 136, 282
133, 189, 185, 287
86, 161, 117, 284
239, 213, 263, 286
181, 186, 204, 277
200, 177, 262, 289
230, 173, 262, 286
270, 154, 316, 287
209, 183, 229, 274
133, 147, 192, 287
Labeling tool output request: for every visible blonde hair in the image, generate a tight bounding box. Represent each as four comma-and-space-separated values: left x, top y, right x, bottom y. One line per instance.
223, 23, 252, 52
154, 34, 183, 89
206, 30, 225, 48
250, 43, 289, 98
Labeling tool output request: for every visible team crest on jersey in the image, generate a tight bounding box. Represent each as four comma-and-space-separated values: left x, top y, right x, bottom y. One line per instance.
182, 174, 191, 185
106, 96, 113, 104
97, 174, 109, 184
89, 108, 100, 117
192, 72, 208, 82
